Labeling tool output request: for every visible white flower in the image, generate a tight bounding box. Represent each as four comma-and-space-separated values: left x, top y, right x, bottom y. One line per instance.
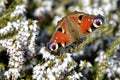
95, 50, 106, 65
33, 64, 43, 79
52, 16, 61, 26
42, 0, 53, 11
79, 60, 84, 69
87, 62, 92, 67
64, 53, 72, 62
4, 68, 20, 79
47, 72, 55, 80
11, 5, 26, 18
33, 64, 41, 71
6, 39, 14, 46
33, 7, 45, 17
67, 72, 82, 80
39, 47, 55, 60
116, 67, 120, 74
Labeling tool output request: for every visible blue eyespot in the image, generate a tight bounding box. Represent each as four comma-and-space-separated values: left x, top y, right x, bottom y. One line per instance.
93, 17, 104, 26
93, 18, 103, 26
48, 42, 58, 51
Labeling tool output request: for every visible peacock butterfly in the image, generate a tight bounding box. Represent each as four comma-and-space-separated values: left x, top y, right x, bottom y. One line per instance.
47, 11, 104, 53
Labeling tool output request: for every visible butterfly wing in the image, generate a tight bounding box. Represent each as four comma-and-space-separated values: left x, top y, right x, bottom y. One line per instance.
47, 11, 104, 52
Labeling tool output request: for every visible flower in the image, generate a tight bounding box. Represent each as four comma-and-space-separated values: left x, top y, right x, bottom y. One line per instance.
11, 5, 26, 18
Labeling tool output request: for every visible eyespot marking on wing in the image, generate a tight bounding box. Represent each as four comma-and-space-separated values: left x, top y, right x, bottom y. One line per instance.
93, 17, 103, 28
48, 42, 58, 51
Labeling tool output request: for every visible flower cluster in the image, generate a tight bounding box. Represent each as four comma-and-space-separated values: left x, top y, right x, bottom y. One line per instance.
33, 47, 93, 80
95, 50, 106, 65
33, 0, 53, 17
0, 19, 39, 79
4, 68, 20, 79
104, 44, 120, 79
0, 21, 19, 37
33, 47, 76, 80
0, 0, 7, 14
11, 5, 26, 18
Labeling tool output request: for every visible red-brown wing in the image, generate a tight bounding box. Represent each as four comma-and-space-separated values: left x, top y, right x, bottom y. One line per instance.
47, 11, 104, 51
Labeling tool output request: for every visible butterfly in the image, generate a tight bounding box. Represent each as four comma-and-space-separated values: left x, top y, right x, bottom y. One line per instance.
47, 11, 104, 53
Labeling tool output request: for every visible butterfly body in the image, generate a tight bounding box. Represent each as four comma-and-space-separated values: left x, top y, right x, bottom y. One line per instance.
47, 11, 104, 52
